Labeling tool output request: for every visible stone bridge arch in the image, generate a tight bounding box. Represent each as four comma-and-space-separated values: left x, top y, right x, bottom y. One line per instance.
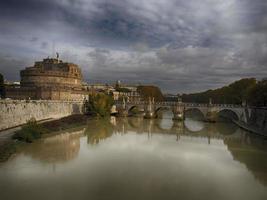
128, 105, 138, 112
154, 106, 173, 118
184, 107, 206, 120
217, 108, 240, 122
127, 104, 145, 115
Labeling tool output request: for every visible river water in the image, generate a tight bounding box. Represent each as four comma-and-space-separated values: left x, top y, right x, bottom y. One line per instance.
0, 113, 267, 200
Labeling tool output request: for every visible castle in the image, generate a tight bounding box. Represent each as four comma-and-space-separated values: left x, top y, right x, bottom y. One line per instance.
5, 56, 88, 100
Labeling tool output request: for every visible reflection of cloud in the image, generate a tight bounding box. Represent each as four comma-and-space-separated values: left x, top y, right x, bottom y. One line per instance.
157, 118, 173, 130
184, 118, 205, 132
2, 118, 267, 200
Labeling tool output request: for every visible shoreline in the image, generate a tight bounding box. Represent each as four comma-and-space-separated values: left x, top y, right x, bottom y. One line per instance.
233, 120, 267, 138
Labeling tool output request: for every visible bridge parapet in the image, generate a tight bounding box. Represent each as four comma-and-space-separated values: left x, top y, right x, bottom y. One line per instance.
115, 100, 243, 108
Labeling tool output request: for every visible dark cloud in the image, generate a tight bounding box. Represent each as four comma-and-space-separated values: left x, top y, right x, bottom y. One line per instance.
0, 0, 267, 93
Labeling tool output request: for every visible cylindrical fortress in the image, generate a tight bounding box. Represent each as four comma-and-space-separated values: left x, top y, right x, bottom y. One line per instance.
20, 58, 82, 89
5, 57, 87, 100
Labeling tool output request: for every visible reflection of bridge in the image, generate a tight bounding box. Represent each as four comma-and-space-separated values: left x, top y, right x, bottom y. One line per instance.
85, 116, 267, 186
115, 100, 250, 123
111, 117, 267, 186
112, 117, 244, 141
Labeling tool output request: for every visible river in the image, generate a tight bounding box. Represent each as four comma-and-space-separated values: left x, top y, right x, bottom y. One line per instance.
0, 112, 267, 200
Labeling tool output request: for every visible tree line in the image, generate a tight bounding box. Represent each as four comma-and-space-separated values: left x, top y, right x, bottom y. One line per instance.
181, 78, 267, 107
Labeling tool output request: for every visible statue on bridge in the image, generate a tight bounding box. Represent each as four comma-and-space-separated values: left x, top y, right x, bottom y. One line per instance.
144, 97, 155, 119
172, 97, 185, 121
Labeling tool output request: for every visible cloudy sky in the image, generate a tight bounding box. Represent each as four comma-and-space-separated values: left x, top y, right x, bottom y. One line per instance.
0, 0, 267, 93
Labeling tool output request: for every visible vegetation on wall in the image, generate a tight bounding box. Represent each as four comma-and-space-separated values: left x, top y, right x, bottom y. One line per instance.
181, 78, 257, 105
0, 73, 5, 99
137, 85, 164, 101
85, 92, 114, 117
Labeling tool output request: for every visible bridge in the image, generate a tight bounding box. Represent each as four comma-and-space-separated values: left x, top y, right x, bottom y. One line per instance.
114, 98, 250, 123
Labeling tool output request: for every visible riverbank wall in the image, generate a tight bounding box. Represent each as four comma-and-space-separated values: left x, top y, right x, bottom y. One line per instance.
245, 108, 267, 136
232, 107, 267, 137
0, 100, 84, 131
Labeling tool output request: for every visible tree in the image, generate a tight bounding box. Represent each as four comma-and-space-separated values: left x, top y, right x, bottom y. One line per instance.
137, 85, 164, 101
0, 73, 5, 99
85, 92, 114, 117
181, 78, 257, 104
247, 80, 267, 107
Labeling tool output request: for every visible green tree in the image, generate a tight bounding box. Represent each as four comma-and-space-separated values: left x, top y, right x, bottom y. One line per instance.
181, 78, 257, 104
85, 92, 114, 117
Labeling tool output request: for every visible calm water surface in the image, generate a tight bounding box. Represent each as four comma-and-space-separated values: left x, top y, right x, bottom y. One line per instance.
0, 113, 267, 200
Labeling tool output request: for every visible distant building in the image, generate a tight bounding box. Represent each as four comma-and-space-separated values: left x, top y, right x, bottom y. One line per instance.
84, 83, 114, 93
113, 81, 141, 102
5, 57, 89, 100
164, 94, 178, 102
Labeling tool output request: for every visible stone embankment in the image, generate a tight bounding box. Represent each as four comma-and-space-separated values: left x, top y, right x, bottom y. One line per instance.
245, 108, 267, 137
0, 100, 84, 131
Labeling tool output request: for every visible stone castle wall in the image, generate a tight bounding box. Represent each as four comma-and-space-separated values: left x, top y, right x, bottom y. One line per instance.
21, 74, 81, 88
0, 100, 84, 131
5, 86, 88, 101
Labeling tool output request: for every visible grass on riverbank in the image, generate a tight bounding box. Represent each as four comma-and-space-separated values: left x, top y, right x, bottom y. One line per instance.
12, 115, 89, 143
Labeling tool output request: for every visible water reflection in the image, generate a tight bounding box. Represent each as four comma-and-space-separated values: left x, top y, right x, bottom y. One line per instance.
0, 116, 267, 200
86, 119, 113, 145
20, 127, 85, 163
106, 116, 267, 187
17, 116, 267, 187
224, 129, 267, 186
184, 118, 205, 132
111, 117, 239, 139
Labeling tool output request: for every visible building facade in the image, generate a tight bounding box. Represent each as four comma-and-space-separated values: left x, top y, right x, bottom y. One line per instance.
6, 57, 89, 100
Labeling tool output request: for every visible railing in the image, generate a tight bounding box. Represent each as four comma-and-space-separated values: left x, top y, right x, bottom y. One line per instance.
114, 100, 243, 108
0, 99, 84, 104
